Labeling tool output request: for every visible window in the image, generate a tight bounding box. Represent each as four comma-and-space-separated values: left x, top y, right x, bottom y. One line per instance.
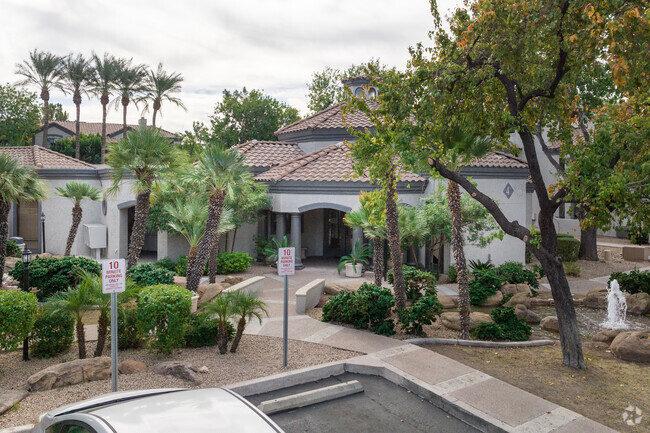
368, 88, 377, 99
354, 87, 364, 98
46, 421, 97, 433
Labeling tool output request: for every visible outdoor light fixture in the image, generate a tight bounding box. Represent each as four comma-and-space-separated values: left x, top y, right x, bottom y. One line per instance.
22, 248, 32, 265
21, 248, 32, 361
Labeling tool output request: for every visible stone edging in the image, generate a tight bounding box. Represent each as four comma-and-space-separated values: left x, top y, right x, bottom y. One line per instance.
406, 338, 555, 348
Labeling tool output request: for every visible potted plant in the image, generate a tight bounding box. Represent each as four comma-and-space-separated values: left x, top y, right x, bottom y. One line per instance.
262, 236, 293, 266
338, 241, 372, 278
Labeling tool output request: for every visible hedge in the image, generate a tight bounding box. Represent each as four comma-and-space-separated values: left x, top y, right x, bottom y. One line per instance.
128, 263, 175, 286
216, 252, 253, 274
137, 284, 192, 354
30, 308, 75, 358
556, 235, 580, 262
0, 290, 39, 350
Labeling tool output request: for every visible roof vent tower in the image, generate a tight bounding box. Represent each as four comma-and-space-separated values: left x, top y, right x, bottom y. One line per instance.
342, 75, 378, 100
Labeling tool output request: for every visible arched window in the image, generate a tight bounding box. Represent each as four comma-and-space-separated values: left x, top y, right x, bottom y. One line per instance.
368, 88, 377, 99
354, 87, 364, 98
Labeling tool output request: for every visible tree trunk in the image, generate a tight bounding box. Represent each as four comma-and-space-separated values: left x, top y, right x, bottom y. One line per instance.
74, 100, 81, 159
231, 228, 238, 253
42, 92, 50, 148
579, 226, 598, 261
127, 189, 152, 269
94, 309, 109, 357
186, 245, 198, 284
64, 204, 83, 256
0, 201, 10, 275
217, 322, 228, 354
122, 99, 128, 140
100, 96, 108, 164
230, 317, 246, 353
186, 190, 225, 292
385, 171, 406, 309
208, 237, 220, 284
372, 237, 384, 287
76, 320, 86, 359
448, 181, 471, 339
152, 109, 158, 128
410, 245, 420, 269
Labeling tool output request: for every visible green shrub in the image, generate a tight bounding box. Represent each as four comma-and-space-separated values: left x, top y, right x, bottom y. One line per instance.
0, 290, 39, 350
6, 240, 21, 258
398, 295, 443, 335
564, 261, 581, 277
30, 308, 75, 358
472, 306, 531, 341
10, 256, 101, 300
469, 269, 502, 305
216, 252, 252, 274
117, 305, 145, 350
610, 269, 650, 296
447, 264, 458, 283
137, 284, 192, 354
388, 265, 437, 301
556, 235, 580, 262
184, 312, 235, 348
532, 264, 545, 279
496, 261, 539, 290
469, 259, 494, 272
627, 226, 649, 245
154, 257, 177, 273
129, 263, 175, 287
322, 283, 395, 336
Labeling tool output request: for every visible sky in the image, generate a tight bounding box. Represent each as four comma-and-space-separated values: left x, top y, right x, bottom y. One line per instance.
0, 0, 460, 134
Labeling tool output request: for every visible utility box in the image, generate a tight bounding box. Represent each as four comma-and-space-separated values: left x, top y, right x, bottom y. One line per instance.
83, 224, 107, 249
622, 246, 650, 262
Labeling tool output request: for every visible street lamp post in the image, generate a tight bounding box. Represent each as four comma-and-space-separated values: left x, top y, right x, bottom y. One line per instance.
21, 249, 32, 361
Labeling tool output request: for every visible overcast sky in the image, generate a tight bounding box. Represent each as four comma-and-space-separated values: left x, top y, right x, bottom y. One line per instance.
1, 0, 460, 134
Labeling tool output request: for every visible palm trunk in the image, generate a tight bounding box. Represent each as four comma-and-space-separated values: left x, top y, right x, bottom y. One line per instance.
0, 201, 10, 274
230, 317, 246, 353
64, 204, 83, 256
231, 228, 238, 253
42, 93, 50, 147
209, 237, 220, 284
94, 309, 109, 357
152, 109, 158, 128
74, 101, 81, 159
127, 189, 152, 269
410, 245, 420, 269
100, 96, 108, 164
186, 190, 226, 292
217, 322, 228, 354
76, 320, 86, 359
448, 181, 471, 339
372, 237, 384, 287
187, 245, 198, 283
386, 171, 406, 309
122, 101, 128, 140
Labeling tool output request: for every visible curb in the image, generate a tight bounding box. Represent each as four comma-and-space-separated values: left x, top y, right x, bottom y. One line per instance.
0, 424, 34, 433
258, 380, 363, 414
406, 338, 555, 348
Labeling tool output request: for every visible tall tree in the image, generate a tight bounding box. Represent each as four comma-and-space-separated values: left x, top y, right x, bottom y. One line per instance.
209, 88, 300, 147
89, 53, 120, 164
15, 49, 65, 148
112, 59, 146, 139
106, 127, 186, 268
166, 196, 208, 279
140, 63, 186, 127
0, 84, 41, 145
56, 182, 101, 256
41, 103, 68, 121
61, 54, 92, 159
0, 154, 47, 271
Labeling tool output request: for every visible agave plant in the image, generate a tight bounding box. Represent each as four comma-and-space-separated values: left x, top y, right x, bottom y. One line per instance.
262, 236, 293, 263
338, 241, 373, 274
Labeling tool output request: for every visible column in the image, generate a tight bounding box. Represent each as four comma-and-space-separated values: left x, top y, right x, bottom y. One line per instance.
352, 227, 363, 249
290, 213, 304, 269
275, 212, 285, 242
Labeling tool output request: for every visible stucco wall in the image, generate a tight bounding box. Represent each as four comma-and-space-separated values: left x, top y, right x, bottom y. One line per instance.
33, 125, 72, 146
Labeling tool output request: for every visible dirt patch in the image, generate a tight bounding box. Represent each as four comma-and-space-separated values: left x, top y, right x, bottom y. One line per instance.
426, 343, 649, 432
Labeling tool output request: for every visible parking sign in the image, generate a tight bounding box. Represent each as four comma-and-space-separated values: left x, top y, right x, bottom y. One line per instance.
278, 247, 295, 276
102, 259, 126, 294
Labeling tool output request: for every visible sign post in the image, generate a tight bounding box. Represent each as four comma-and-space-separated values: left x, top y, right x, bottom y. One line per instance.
277, 247, 295, 367
102, 258, 126, 392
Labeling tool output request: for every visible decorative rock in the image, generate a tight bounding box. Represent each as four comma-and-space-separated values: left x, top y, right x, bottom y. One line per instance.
504, 292, 532, 308
152, 361, 203, 385
584, 287, 608, 309
626, 293, 650, 315
324, 282, 361, 296
592, 328, 623, 344
480, 291, 503, 307
198, 366, 209, 374
540, 316, 560, 332
197, 283, 224, 305
501, 284, 532, 296
3, 257, 20, 272
0, 390, 28, 415
118, 360, 147, 375
514, 304, 541, 324
173, 276, 187, 287
609, 330, 650, 363
27, 357, 111, 392
437, 294, 456, 309
223, 276, 245, 286
440, 312, 492, 331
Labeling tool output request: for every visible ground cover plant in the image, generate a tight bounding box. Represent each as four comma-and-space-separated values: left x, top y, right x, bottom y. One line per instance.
397, 295, 443, 335
472, 307, 531, 341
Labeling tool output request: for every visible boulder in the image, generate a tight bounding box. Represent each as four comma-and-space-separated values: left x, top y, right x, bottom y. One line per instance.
173, 276, 187, 287
479, 291, 503, 307
504, 292, 532, 308
197, 283, 224, 305
152, 361, 203, 385
324, 282, 362, 296
501, 284, 532, 296
592, 328, 623, 344
27, 357, 111, 392
609, 330, 650, 363
4, 257, 20, 272
584, 287, 608, 309
541, 316, 560, 332
198, 366, 209, 374
514, 304, 541, 324
118, 360, 147, 375
440, 312, 493, 331
223, 276, 245, 286
626, 293, 650, 315
437, 294, 456, 309
0, 390, 28, 415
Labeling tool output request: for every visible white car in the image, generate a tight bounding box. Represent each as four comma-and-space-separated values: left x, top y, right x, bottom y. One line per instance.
33, 388, 285, 433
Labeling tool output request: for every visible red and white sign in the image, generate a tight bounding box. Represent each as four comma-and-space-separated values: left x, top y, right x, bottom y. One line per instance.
277, 247, 295, 276
102, 259, 126, 294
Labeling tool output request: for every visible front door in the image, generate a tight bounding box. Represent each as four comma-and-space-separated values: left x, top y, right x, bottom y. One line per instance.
323, 209, 350, 258
17, 201, 39, 251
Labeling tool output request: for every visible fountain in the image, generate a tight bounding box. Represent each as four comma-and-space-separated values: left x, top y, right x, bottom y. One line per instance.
601, 279, 628, 329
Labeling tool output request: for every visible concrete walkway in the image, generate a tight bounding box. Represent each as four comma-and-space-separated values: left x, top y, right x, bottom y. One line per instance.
243, 269, 616, 433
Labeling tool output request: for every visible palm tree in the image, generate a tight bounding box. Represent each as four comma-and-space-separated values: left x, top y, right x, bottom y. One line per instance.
166, 196, 208, 280
140, 63, 186, 127
0, 154, 47, 272
89, 53, 120, 164
61, 54, 92, 159
200, 292, 236, 354
229, 290, 268, 353
344, 205, 386, 287
15, 49, 65, 148
183, 146, 251, 292
106, 126, 187, 268
56, 182, 101, 256
398, 204, 427, 269
112, 59, 146, 139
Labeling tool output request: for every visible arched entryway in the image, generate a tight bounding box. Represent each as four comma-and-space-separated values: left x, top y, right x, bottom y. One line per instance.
117, 200, 157, 261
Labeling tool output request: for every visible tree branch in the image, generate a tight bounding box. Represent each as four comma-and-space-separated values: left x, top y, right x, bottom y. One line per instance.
536, 122, 563, 173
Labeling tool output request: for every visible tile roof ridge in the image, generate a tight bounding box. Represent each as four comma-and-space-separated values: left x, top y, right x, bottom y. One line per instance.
31, 145, 41, 168
36, 146, 97, 169
492, 150, 527, 165
271, 141, 345, 180
276, 103, 344, 134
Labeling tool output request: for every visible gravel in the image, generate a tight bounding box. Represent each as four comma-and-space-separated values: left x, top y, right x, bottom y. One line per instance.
0, 336, 357, 429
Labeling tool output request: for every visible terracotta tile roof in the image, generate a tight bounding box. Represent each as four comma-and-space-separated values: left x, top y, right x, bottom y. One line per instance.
0, 146, 96, 169
46, 121, 177, 140
276, 103, 376, 135
469, 151, 528, 169
255, 142, 425, 183
235, 140, 305, 168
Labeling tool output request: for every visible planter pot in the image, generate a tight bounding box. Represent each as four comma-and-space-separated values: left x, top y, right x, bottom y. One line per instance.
190, 295, 199, 313
345, 262, 363, 278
